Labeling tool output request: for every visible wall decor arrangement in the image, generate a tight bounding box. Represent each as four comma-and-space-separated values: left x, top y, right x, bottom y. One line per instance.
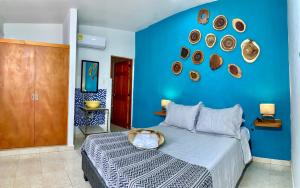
213, 15, 228, 30
192, 50, 204, 64
198, 9, 209, 24
172, 61, 183, 75
189, 29, 201, 44
210, 54, 223, 70
220, 35, 237, 52
228, 64, 242, 78
171, 8, 261, 81
189, 71, 201, 81
205, 33, 217, 48
81, 60, 99, 93
241, 39, 261, 63
180, 46, 190, 59
135, 0, 290, 161
232, 18, 246, 33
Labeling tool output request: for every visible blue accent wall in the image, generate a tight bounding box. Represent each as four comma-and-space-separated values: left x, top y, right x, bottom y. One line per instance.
133, 0, 291, 160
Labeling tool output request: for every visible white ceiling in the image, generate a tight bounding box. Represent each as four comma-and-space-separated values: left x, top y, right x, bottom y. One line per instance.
0, 0, 213, 32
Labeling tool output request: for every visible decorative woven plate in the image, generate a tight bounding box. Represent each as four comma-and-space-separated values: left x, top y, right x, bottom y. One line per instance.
241, 39, 260, 63
180, 46, 190, 59
213, 15, 228, 30
198, 9, 209, 24
192, 50, 204, 64
232, 18, 246, 33
205, 33, 216, 48
210, 54, 223, 70
189, 71, 201, 82
228, 64, 242, 78
128, 129, 165, 149
172, 61, 183, 75
220, 35, 237, 52
189, 29, 201, 44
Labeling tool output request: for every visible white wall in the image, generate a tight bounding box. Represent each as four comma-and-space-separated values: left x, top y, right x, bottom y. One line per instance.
76, 25, 135, 129
288, 0, 300, 187
76, 25, 135, 86
0, 23, 3, 38
63, 9, 78, 146
3, 23, 63, 43
63, 14, 70, 44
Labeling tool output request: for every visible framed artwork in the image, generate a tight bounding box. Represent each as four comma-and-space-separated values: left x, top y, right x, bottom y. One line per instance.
81, 60, 99, 93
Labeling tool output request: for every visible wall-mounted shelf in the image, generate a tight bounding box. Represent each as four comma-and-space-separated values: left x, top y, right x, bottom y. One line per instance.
254, 119, 282, 128
154, 111, 166, 116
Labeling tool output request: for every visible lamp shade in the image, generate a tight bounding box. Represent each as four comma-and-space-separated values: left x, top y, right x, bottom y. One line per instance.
260, 104, 275, 116
161, 99, 171, 108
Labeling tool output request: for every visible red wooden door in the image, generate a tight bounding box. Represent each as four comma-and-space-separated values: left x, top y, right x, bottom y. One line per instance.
111, 60, 132, 129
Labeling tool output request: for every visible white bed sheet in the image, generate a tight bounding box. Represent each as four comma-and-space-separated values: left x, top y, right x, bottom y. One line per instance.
151, 123, 252, 188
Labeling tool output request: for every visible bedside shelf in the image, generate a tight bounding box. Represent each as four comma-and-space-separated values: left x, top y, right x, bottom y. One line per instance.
154, 111, 166, 116
254, 119, 282, 128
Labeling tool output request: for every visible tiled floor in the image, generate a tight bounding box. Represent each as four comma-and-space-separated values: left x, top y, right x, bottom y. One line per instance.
238, 162, 292, 188
0, 150, 90, 188
110, 124, 129, 132
0, 149, 292, 188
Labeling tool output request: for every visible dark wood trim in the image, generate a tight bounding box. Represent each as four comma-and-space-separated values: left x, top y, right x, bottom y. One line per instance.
154, 111, 167, 117
111, 56, 133, 129
0, 38, 69, 49
254, 119, 282, 128
110, 56, 133, 78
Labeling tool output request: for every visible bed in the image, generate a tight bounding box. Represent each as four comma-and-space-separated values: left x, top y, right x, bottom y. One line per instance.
81, 122, 252, 188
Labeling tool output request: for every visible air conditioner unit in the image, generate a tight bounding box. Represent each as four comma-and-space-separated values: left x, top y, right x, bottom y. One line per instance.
77, 33, 106, 50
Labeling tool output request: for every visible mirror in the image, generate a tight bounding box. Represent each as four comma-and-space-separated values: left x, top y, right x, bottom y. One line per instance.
81, 60, 99, 93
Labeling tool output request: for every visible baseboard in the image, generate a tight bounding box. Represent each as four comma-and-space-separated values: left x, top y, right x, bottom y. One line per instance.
253, 156, 291, 166
0, 145, 74, 157
291, 162, 295, 188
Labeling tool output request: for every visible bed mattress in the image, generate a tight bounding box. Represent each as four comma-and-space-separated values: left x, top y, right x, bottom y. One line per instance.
152, 123, 252, 188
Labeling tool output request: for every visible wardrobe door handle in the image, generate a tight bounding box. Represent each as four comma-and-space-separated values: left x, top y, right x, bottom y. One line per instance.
35, 94, 39, 101
31, 94, 35, 101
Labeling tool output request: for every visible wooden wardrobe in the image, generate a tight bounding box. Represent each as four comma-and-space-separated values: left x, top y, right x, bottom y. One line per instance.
0, 39, 69, 149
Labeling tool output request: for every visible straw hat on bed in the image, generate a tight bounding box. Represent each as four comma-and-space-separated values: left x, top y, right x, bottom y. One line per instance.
128, 129, 165, 148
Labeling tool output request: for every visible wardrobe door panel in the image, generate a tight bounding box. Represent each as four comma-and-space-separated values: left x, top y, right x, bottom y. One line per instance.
0, 43, 35, 149
34, 46, 69, 146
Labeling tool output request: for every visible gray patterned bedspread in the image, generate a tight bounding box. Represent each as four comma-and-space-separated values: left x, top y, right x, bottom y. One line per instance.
81, 132, 213, 188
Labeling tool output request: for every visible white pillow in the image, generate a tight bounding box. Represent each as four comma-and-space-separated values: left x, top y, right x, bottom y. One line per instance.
164, 102, 202, 131
195, 104, 243, 139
